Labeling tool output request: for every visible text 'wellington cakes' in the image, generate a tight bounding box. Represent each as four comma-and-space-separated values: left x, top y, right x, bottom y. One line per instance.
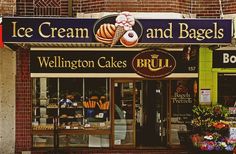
95, 23, 116, 44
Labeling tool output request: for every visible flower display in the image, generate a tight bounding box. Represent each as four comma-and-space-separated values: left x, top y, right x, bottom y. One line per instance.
191, 105, 229, 133
191, 105, 236, 152
192, 133, 235, 152
213, 122, 229, 129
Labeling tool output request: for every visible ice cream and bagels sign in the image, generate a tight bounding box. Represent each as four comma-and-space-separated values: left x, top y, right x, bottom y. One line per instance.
1, 12, 232, 78
2, 12, 232, 44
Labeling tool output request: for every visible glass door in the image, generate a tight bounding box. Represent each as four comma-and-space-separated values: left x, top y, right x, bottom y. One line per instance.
112, 80, 136, 147
138, 80, 168, 147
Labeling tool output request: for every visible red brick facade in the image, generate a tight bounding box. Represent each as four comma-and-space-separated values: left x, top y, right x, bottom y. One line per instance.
15, 49, 32, 153
192, 0, 221, 18
223, 0, 236, 14
7, 0, 236, 153
14, 0, 236, 18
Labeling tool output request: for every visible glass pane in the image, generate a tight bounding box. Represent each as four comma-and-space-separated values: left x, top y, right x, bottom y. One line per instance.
59, 134, 110, 147
114, 82, 134, 146
32, 78, 58, 131
32, 78, 111, 148
170, 79, 197, 145
58, 78, 84, 130
83, 78, 110, 130
59, 78, 83, 102
218, 74, 236, 107
33, 134, 54, 147
58, 78, 110, 130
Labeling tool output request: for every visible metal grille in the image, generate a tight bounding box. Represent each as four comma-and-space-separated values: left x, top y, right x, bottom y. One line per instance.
34, 0, 61, 16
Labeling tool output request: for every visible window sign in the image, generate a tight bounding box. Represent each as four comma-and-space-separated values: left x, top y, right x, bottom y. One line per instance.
200, 89, 211, 105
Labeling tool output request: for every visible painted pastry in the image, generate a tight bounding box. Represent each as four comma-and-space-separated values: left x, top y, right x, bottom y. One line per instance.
95, 23, 116, 44
111, 11, 135, 47
120, 30, 138, 47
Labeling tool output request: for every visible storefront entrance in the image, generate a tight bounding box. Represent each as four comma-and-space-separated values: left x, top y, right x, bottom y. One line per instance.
138, 80, 168, 147
113, 80, 168, 148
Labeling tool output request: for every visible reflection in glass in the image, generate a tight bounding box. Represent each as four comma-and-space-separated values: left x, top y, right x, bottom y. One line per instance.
32, 78, 111, 148
114, 82, 134, 146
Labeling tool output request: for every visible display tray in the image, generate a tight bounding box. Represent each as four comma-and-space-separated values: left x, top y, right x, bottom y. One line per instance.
59, 117, 83, 119
33, 144, 53, 148
32, 130, 54, 134
60, 106, 83, 109
68, 143, 87, 147
58, 129, 111, 135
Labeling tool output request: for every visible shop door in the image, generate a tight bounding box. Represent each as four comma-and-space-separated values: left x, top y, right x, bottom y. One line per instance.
112, 80, 136, 147
136, 80, 168, 147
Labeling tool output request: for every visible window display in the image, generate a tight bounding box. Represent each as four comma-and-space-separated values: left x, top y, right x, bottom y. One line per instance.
32, 78, 111, 148
32, 78, 201, 149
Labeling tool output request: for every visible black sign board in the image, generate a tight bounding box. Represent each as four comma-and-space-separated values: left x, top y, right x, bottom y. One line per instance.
213, 50, 236, 68
3, 16, 232, 44
30, 49, 198, 74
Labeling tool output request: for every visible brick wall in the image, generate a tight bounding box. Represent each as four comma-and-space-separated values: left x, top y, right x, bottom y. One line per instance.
16, 0, 34, 16
15, 49, 32, 153
72, 0, 236, 18
72, 0, 190, 14
223, 0, 236, 15
0, 0, 16, 15
16, 0, 236, 18
191, 0, 221, 18
17, 0, 67, 16
103, 0, 191, 14
75, 0, 105, 13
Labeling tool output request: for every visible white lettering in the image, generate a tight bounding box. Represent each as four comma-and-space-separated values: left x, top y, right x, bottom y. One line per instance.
223, 53, 236, 63
223, 53, 229, 63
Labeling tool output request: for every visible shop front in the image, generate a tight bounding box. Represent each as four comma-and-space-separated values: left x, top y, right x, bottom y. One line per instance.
28, 48, 199, 149
2, 12, 233, 152
213, 50, 236, 107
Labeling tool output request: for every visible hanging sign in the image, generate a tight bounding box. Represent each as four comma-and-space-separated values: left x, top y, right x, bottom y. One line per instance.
3, 12, 232, 45
30, 49, 198, 77
213, 50, 236, 68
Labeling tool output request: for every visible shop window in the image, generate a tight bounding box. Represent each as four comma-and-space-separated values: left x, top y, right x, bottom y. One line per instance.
114, 82, 135, 146
32, 78, 110, 148
170, 79, 198, 145
218, 74, 236, 107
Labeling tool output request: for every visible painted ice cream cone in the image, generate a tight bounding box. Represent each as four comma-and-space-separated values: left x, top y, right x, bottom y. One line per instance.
111, 25, 126, 47
111, 11, 135, 47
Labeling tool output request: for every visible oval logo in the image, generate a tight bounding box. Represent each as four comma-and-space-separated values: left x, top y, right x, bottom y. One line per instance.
132, 49, 176, 78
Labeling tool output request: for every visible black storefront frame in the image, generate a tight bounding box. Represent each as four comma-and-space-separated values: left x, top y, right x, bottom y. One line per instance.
30, 47, 199, 151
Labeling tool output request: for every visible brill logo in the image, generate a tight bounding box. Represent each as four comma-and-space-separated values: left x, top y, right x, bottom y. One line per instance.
136, 54, 172, 72
132, 50, 176, 78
